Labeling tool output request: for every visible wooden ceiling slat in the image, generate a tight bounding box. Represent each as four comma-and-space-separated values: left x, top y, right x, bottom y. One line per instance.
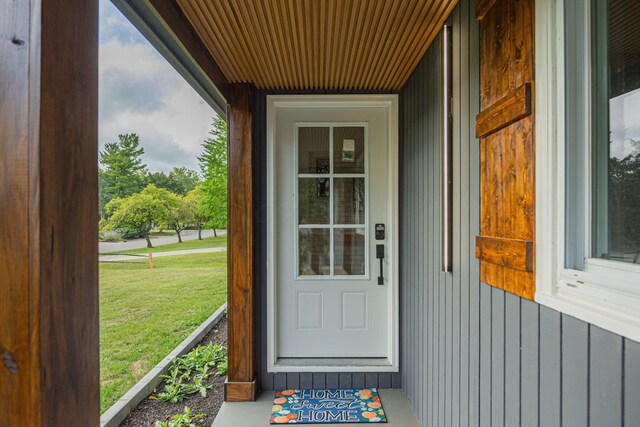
346, 1, 373, 89
397, 0, 459, 88
338, 0, 364, 89
264, 1, 293, 88
291, 0, 308, 88
365, 0, 410, 90
277, 0, 300, 88
356, 1, 379, 89
223, 0, 268, 87
233, 1, 274, 86
245, 1, 281, 88
181, 1, 238, 82
359, 1, 395, 89
330, 0, 349, 90
322, 0, 332, 89
209, 0, 262, 86
305, 1, 316, 88
200, 0, 246, 82
375, 0, 425, 90
351, 1, 380, 89
177, 0, 457, 90
384, 0, 441, 89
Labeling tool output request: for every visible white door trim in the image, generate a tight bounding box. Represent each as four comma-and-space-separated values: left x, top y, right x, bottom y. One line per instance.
266, 94, 399, 373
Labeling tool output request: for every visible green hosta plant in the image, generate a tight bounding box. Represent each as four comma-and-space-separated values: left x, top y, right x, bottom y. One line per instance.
215, 359, 228, 377
154, 406, 205, 427
156, 343, 227, 403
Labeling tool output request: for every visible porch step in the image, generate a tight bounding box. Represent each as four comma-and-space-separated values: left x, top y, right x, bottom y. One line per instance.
212, 389, 419, 426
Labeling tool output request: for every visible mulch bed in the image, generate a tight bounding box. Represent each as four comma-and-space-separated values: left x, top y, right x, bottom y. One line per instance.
120, 315, 228, 427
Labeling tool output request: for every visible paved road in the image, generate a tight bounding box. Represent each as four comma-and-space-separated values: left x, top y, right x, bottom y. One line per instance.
99, 229, 227, 254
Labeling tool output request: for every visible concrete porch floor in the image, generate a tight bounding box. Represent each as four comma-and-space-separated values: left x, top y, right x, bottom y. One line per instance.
212, 389, 419, 427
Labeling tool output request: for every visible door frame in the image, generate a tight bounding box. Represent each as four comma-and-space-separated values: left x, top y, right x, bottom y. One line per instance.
266, 94, 400, 373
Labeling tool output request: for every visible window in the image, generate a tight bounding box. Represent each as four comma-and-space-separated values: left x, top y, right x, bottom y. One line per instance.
295, 124, 368, 278
536, 0, 640, 341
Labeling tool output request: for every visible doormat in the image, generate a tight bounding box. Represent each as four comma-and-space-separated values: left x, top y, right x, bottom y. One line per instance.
270, 388, 388, 424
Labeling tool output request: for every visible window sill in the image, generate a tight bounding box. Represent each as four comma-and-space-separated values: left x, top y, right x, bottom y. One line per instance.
536, 275, 640, 342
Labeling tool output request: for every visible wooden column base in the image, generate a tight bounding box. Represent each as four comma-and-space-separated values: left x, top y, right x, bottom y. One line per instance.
224, 377, 258, 402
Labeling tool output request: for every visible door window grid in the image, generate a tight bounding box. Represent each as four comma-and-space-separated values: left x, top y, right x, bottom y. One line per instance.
295, 124, 368, 279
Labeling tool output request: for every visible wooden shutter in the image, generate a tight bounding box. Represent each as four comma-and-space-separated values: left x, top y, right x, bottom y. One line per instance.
475, 0, 535, 299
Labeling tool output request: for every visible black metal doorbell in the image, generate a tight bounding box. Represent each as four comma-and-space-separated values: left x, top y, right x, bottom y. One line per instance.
375, 223, 385, 240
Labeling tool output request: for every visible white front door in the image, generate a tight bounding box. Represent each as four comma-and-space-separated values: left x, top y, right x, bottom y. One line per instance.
268, 96, 398, 362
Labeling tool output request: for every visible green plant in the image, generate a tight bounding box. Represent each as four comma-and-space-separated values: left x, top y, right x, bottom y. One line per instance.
154, 406, 205, 427
215, 359, 228, 377
156, 343, 227, 403
100, 231, 123, 242
157, 366, 191, 403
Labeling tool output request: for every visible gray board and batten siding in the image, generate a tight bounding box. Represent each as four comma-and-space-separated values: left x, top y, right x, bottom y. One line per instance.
400, 1, 640, 427
252, 1, 640, 426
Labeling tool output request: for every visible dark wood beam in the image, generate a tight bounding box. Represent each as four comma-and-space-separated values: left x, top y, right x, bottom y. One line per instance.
144, 0, 231, 101
1, 0, 99, 425
224, 84, 257, 402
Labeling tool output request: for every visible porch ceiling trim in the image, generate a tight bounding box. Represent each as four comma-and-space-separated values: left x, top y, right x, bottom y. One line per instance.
175, 0, 459, 90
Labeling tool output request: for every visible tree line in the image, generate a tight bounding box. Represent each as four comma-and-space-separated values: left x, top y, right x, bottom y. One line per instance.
99, 117, 227, 247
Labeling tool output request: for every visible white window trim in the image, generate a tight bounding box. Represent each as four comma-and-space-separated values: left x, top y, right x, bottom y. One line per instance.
535, 0, 640, 342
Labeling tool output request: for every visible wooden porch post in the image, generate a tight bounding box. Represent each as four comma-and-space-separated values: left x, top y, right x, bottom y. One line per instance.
0, 0, 99, 425
225, 84, 258, 401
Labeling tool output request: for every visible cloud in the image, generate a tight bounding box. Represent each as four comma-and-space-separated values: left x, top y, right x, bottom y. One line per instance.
610, 88, 640, 159
98, 0, 216, 173
99, 43, 179, 121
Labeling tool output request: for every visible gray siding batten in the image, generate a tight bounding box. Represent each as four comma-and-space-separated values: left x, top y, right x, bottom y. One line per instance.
504, 293, 521, 427
520, 299, 539, 427
590, 327, 623, 427
626, 340, 640, 425
539, 306, 561, 427
562, 315, 589, 427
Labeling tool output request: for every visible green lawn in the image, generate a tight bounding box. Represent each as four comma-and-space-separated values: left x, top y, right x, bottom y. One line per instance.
99, 251, 227, 413
107, 234, 227, 255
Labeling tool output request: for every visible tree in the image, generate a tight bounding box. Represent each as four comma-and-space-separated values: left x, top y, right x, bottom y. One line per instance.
163, 193, 196, 243
608, 142, 640, 255
144, 171, 173, 192
105, 184, 169, 248
167, 167, 201, 195
185, 185, 210, 240
144, 167, 200, 196
198, 116, 227, 237
99, 133, 147, 218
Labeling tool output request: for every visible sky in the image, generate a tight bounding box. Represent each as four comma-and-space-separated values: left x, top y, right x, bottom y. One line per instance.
99, 0, 216, 173
610, 88, 640, 159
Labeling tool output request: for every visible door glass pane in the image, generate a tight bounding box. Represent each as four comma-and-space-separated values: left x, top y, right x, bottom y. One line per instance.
593, 0, 640, 263
299, 228, 330, 275
299, 127, 330, 174
333, 127, 365, 174
334, 228, 366, 275
298, 178, 330, 224
334, 178, 365, 224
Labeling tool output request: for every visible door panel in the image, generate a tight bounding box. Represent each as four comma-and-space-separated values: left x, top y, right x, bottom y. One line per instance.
274, 104, 392, 358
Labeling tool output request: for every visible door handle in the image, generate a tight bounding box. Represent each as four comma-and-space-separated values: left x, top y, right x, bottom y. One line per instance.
376, 244, 385, 285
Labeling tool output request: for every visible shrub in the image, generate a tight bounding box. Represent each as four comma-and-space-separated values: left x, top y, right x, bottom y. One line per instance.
100, 231, 123, 242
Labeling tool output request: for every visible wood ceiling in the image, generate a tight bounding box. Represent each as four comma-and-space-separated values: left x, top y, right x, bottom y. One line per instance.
176, 0, 458, 90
